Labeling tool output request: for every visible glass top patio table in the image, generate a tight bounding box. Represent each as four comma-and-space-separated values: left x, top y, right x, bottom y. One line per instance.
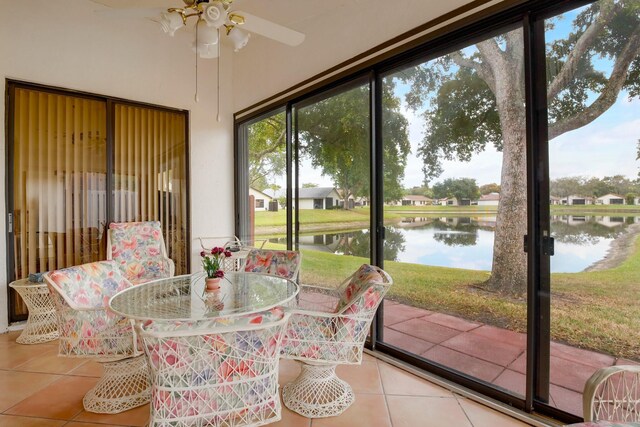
108, 272, 298, 321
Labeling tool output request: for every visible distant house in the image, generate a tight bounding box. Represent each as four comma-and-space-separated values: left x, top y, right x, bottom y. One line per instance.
596, 193, 625, 205
336, 189, 368, 209
249, 187, 273, 211
401, 195, 432, 206
439, 197, 458, 206
298, 187, 341, 209
477, 192, 500, 206
565, 195, 594, 205
550, 196, 563, 205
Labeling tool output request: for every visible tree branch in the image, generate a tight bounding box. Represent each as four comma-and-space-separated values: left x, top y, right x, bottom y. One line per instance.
252, 128, 286, 159
549, 25, 640, 139
449, 51, 496, 92
547, 0, 621, 101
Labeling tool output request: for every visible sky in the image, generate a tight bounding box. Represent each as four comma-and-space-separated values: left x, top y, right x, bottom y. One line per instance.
264, 4, 639, 194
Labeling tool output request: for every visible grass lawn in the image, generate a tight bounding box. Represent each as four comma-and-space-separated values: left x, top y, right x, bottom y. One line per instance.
264, 237, 640, 359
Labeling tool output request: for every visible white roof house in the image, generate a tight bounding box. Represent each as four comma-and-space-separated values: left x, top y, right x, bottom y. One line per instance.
249, 187, 274, 211
477, 193, 500, 206
596, 193, 625, 205
297, 187, 341, 209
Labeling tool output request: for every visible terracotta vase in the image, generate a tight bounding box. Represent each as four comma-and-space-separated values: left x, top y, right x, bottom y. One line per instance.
205, 277, 221, 291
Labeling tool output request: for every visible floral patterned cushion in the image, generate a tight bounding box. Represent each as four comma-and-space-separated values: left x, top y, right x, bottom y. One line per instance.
46, 260, 132, 310
109, 221, 172, 284
243, 249, 301, 279
334, 264, 389, 313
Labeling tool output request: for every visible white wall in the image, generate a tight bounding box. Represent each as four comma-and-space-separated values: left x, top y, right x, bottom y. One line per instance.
0, 0, 235, 331
232, 0, 501, 112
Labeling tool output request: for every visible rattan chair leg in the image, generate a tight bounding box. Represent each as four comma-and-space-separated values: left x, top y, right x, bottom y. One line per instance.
83, 355, 151, 414
282, 363, 355, 418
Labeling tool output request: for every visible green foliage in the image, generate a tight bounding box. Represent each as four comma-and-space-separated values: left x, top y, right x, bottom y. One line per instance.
626, 193, 636, 205
296, 81, 410, 205
551, 175, 640, 197
479, 183, 501, 195
247, 112, 286, 191
302, 183, 318, 188
405, 185, 434, 198
432, 177, 480, 202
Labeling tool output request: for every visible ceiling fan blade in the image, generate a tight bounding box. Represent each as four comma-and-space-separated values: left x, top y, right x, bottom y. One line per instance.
233, 11, 305, 47
94, 7, 166, 20
90, 0, 168, 9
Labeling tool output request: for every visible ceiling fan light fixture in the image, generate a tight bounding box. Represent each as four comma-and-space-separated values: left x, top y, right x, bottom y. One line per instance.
202, 1, 227, 28
227, 26, 250, 51
159, 11, 184, 36
196, 18, 219, 46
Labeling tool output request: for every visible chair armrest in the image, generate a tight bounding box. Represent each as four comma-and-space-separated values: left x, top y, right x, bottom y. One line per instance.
167, 258, 175, 277
583, 365, 640, 422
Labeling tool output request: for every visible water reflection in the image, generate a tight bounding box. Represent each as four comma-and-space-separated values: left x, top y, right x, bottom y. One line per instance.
270, 215, 637, 272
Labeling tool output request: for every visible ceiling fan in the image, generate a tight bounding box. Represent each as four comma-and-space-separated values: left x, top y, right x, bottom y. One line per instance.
93, 0, 305, 59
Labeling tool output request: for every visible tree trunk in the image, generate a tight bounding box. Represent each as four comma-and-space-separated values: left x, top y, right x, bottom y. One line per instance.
484, 84, 528, 296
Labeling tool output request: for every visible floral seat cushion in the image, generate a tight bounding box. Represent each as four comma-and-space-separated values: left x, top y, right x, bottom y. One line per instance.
334, 264, 389, 313
46, 260, 132, 310
244, 249, 301, 280
109, 221, 172, 284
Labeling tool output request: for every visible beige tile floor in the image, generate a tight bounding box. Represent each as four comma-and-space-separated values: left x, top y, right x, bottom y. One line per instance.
0, 330, 537, 427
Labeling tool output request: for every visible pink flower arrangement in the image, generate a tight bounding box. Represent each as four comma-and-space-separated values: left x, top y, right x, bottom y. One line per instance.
200, 247, 232, 279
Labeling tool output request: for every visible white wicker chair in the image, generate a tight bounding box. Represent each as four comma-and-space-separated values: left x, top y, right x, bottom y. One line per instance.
107, 221, 175, 285
44, 260, 151, 414
137, 309, 290, 427
280, 264, 392, 418
583, 365, 640, 423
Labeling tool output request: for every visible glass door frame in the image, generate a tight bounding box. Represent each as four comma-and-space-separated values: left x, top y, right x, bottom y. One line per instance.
234, 1, 599, 423
5, 80, 192, 323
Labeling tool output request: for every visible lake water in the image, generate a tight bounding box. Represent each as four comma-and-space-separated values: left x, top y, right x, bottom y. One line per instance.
282, 215, 636, 273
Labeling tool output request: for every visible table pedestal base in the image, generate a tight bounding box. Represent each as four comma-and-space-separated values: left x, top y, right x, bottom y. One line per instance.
83, 355, 151, 414
282, 363, 355, 418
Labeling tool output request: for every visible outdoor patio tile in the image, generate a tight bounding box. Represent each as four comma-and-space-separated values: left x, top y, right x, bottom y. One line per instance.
549, 356, 597, 393
457, 396, 533, 426
336, 359, 383, 394
389, 318, 460, 344
4, 375, 97, 420
13, 347, 88, 375
549, 384, 583, 417
0, 369, 61, 412
507, 352, 527, 374
491, 369, 526, 397
382, 328, 436, 355
421, 312, 481, 332
469, 325, 527, 349
440, 332, 524, 367
383, 304, 433, 326
378, 363, 453, 397
72, 404, 150, 426
550, 341, 615, 368
386, 395, 471, 427
67, 361, 103, 378
421, 346, 504, 383
312, 394, 391, 427
0, 414, 65, 427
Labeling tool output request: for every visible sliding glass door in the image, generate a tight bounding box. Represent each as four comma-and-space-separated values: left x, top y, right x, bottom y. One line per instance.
379, 25, 528, 400
544, 2, 640, 417
235, 0, 639, 421
7, 83, 189, 321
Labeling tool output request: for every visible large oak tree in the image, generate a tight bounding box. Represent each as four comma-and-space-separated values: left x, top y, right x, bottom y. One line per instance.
401, 0, 640, 296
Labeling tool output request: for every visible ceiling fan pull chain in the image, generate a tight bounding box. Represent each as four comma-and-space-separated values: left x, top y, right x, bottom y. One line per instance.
194, 18, 199, 103
217, 27, 221, 122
